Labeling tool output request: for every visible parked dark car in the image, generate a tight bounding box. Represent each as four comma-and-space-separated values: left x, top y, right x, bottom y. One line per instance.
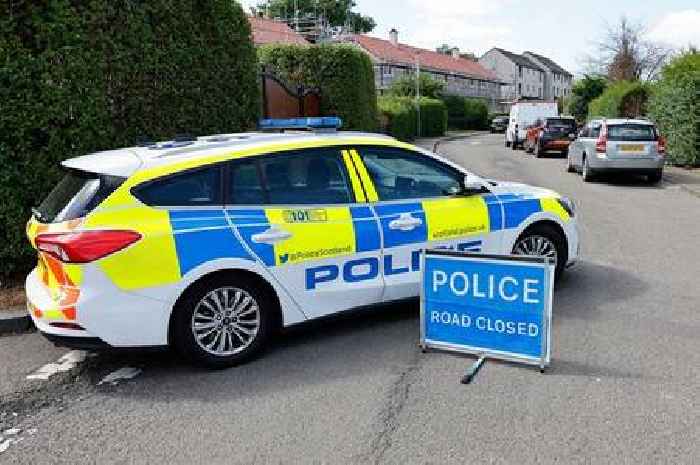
490, 116, 508, 133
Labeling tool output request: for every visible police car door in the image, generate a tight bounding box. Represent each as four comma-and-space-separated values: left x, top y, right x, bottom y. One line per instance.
227, 148, 383, 319
354, 146, 502, 301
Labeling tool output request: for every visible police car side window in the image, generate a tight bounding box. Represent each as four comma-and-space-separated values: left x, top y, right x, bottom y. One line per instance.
228, 161, 265, 205
258, 150, 352, 205
357, 147, 462, 201
133, 166, 222, 206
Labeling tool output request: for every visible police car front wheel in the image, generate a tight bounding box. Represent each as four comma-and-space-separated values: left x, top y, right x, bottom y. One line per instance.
172, 274, 276, 368
512, 224, 567, 279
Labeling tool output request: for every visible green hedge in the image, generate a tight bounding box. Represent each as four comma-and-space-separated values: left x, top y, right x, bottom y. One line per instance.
377, 97, 417, 141
588, 81, 651, 119
648, 51, 700, 166
419, 98, 448, 137
0, 0, 259, 278
258, 44, 378, 131
440, 95, 488, 129
377, 97, 447, 140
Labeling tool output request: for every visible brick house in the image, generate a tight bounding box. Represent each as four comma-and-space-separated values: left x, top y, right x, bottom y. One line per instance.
341, 29, 502, 110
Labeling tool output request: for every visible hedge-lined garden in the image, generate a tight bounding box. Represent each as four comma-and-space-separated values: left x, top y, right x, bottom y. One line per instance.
649, 52, 699, 166
440, 95, 489, 130
0, 0, 259, 278
258, 44, 378, 131
588, 81, 651, 119
377, 97, 447, 141
585, 51, 699, 166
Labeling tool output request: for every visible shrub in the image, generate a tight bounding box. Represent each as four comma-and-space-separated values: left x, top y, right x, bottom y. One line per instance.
377, 97, 417, 141
0, 0, 259, 278
463, 98, 489, 130
418, 98, 448, 137
388, 72, 446, 99
567, 75, 607, 123
258, 44, 378, 131
440, 95, 488, 129
588, 80, 650, 119
648, 51, 700, 166
377, 97, 447, 140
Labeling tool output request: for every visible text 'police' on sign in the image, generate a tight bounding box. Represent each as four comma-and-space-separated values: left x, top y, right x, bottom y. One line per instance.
420, 250, 553, 368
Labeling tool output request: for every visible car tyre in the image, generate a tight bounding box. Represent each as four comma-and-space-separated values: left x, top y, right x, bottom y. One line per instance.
511, 138, 518, 150
582, 155, 594, 182
566, 153, 576, 173
505, 139, 511, 148
647, 170, 663, 184
534, 140, 543, 158
513, 223, 568, 280
172, 274, 277, 369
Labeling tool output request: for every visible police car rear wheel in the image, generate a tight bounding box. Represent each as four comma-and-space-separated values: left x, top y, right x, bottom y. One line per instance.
173, 275, 275, 368
513, 225, 567, 279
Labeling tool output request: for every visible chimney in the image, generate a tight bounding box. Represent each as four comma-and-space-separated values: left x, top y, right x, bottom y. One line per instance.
451, 48, 460, 59
389, 28, 398, 46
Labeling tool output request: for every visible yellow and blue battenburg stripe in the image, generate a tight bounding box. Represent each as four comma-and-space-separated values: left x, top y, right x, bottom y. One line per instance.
169, 210, 252, 275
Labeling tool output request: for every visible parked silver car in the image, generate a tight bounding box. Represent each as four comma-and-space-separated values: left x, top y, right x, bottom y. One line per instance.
567, 119, 665, 183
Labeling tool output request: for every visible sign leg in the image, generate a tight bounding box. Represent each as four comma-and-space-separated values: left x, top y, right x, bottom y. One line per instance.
461, 356, 486, 384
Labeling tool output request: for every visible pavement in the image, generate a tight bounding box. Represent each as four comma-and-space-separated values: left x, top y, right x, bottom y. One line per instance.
1, 133, 699, 464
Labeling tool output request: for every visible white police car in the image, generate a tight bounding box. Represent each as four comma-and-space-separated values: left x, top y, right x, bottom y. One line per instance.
26, 118, 578, 367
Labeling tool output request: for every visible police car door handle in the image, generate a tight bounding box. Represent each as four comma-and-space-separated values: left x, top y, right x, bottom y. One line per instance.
251, 228, 293, 244
389, 214, 423, 231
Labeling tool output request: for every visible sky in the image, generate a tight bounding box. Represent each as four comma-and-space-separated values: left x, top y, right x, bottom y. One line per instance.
239, 0, 700, 75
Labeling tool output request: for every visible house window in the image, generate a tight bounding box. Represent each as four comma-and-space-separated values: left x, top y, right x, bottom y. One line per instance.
518, 66, 522, 78
382, 65, 393, 77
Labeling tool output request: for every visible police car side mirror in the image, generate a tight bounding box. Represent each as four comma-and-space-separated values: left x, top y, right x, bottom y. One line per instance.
463, 174, 485, 193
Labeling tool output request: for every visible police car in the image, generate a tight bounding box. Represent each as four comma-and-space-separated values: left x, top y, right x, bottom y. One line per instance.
26, 118, 578, 367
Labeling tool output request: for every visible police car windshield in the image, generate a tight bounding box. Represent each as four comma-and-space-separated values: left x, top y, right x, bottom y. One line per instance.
36, 170, 125, 223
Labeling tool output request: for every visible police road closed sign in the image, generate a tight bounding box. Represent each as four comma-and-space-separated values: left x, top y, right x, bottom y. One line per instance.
420, 250, 553, 368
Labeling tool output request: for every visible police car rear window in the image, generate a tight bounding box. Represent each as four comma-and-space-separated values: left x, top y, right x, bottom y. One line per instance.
36, 170, 125, 223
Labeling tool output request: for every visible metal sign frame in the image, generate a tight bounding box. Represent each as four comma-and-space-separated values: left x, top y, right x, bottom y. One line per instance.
419, 250, 554, 370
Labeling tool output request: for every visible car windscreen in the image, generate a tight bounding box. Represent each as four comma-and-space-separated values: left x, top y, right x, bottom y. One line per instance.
35, 170, 125, 223
546, 119, 576, 131
607, 124, 657, 141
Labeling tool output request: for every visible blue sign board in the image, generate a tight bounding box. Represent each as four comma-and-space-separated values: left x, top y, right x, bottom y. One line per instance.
420, 250, 553, 367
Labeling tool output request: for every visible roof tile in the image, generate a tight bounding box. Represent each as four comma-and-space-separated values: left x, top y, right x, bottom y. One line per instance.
248, 16, 309, 46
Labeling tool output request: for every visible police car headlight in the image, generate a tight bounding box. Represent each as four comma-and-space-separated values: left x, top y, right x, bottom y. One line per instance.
557, 197, 575, 218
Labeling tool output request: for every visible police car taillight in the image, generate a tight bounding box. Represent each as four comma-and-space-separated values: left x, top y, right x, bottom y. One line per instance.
36, 230, 141, 263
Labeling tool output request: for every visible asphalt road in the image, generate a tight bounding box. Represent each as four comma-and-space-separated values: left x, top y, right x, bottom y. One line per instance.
1, 133, 699, 464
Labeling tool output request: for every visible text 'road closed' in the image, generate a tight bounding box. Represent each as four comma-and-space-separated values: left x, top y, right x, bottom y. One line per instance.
421, 252, 552, 366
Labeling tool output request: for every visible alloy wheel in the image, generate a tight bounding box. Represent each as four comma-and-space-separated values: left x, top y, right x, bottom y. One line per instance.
191, 287, 261, 356
513, 235, 558, 264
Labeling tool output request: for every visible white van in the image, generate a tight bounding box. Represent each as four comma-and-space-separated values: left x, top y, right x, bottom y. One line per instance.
506, 101, 558, 149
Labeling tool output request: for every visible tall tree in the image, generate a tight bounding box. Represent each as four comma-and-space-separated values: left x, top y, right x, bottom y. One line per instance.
567, 75, 608, 122
255, 0, 375, 33
587, 17, 671, 81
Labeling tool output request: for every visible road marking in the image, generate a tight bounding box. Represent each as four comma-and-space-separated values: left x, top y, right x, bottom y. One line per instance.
98, 367, 142, 386
26, 350, 89, 381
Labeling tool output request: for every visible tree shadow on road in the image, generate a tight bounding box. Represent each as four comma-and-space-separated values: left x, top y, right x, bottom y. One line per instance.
554, 260, 648, 321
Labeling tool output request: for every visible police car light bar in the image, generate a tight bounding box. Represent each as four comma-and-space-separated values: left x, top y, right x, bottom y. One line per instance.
258, 117, 342, 131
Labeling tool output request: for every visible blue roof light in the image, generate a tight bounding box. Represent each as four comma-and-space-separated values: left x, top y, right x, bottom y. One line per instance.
258, 117, 342, 131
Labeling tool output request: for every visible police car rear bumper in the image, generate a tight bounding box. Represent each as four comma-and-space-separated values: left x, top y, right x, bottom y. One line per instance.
26, 267, 172, 348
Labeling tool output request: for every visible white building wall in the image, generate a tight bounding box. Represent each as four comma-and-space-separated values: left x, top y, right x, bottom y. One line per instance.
479, 49, 544, 101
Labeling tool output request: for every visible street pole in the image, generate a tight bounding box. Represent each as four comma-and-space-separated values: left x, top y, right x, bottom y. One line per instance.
415, 56, 421, 138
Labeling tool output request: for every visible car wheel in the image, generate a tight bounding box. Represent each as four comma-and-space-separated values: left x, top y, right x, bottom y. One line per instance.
511, 138, 518, 150
566, 153, 576, 173
534, 140, 543, 158
505, 139, 511, 148
172, 274, 276, 368
647, 170, 663, 184
513, 224, 567, 280
582, 155, 594, 182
